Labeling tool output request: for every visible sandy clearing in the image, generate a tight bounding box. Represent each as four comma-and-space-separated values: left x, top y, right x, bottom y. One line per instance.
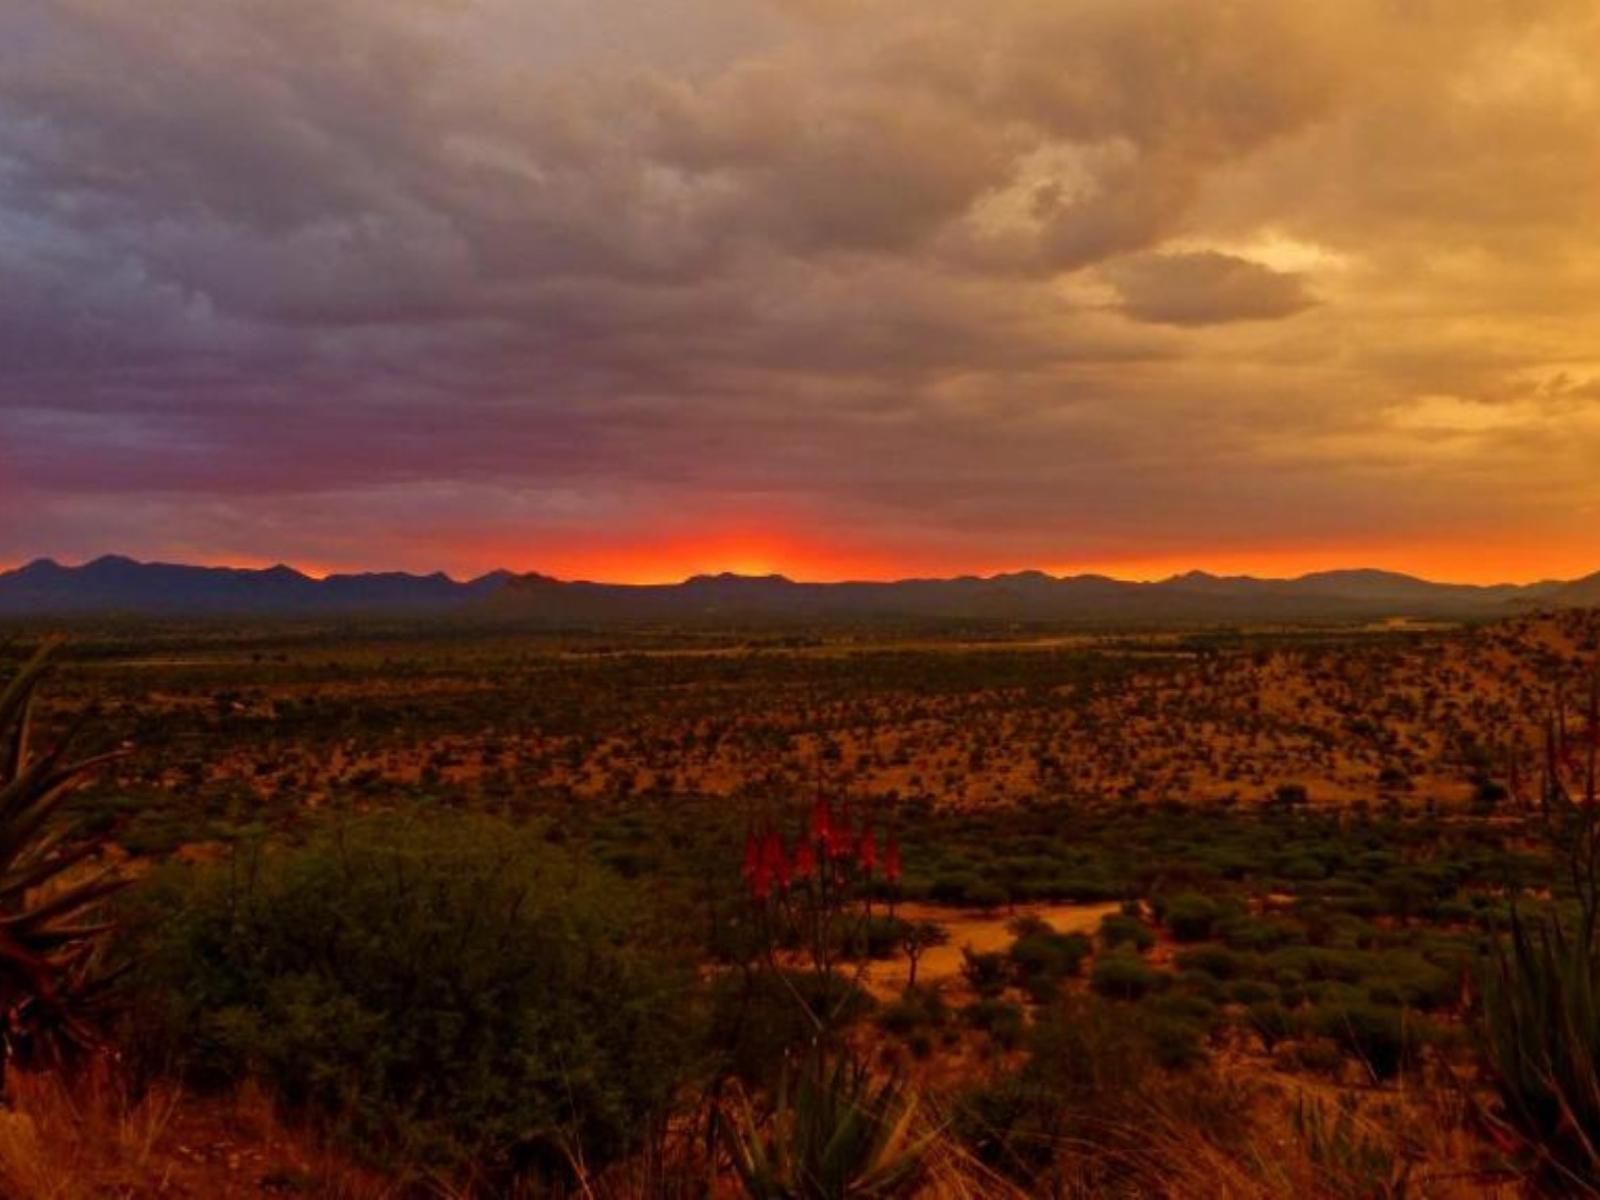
860, 900, 1123, 997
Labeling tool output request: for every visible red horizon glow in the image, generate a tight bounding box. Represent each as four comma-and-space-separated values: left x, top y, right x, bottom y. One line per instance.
6, 533, 1594, 588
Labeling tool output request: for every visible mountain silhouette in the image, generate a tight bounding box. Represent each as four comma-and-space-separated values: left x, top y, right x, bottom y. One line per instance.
1, 555, 1585, 623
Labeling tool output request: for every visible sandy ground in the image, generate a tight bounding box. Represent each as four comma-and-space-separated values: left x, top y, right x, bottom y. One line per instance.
859, 900, 1122, 997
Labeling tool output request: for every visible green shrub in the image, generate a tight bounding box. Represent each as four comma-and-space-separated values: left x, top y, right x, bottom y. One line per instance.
966, 880, 1010, 910
1220, 916, 1298, 953
1092, 954, 1166, 1001
836, 915, 908, 962
1312, 1003, 1427, 1081
1099, 913, 1156, 953
1164, 892, 1220, 942
1141, 996, 1213, 1069
1278, 855, 1326, 881
1246, 1000, 1298, 1052
1362, 953, 1457, 1012
960, 948, 1010, 997
122, 813, 702, 1180
954, 995, 1155, 1184
963, 997, 1026, 1049
877, 987, 948, 1040
1174, 944, 1250, 981
1227, 978, 1278, 1006
1149, 991, 1219, 1028
1008, 925, 1092, 996
1176, 969, 1225, 1003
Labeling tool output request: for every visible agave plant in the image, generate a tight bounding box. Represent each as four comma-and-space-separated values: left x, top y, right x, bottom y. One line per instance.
719, 1051, 938, 1199
0, 638, 128, 1089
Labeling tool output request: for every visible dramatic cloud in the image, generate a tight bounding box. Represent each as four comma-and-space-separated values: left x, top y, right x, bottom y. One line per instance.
1106, 252, 1315, 326
2, 0, 1599, 581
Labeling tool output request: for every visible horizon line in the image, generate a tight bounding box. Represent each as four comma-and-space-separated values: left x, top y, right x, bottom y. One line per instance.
1, 552, 1584, 592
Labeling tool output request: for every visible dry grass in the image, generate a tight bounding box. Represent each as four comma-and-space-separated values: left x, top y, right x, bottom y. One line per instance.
0, 1057, 1532, 1198
1136, 1077, 1523, 1200
0, 1061, 396, 1199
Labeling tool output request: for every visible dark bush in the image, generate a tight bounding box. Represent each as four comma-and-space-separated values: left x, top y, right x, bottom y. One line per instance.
1099, 912, 1156, 953
1246, 1000, 1297, 1052
122, 813, 702, 1180
1091, 954, 1167, 1000
966, 880, 1010, 910
1312, 1002, 1428, 1080
963, 997, 1026, 1049
877, 985, 948, 1040
1008, 924, 1093, 997
1174, 944, 1250, 981
1164, 892, 1221, 942
961, 948, 1010, 997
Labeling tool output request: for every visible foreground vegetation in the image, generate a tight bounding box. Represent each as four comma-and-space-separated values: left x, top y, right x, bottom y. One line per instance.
1, 610, 1598, 1195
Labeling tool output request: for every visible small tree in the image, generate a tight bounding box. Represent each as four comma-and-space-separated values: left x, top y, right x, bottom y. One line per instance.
900, 922, 948, 989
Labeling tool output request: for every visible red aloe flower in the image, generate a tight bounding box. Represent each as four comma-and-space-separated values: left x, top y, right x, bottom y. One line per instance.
883, 835, 902, 885
793, 837, 817, 881
828, 802, 855, 860
762, 828, 791, 890
859, 825, 878, 874
810, 795, 832, 846
831, 820, 855, 861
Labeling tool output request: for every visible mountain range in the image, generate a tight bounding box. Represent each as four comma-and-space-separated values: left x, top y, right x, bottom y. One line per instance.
2, 554, 1598, 624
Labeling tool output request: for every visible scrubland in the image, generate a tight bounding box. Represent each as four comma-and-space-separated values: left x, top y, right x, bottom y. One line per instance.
2, 607, 1598, 1196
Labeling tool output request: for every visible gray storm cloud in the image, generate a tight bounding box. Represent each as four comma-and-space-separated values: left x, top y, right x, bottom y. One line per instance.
1, 0, 1598, 577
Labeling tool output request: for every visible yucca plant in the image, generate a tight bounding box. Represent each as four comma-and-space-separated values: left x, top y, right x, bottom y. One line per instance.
1480, 656, 1600, 1191
1482, 909, 1600, 1189
719, 1051, 938, 1199
0, 638, 128, 1091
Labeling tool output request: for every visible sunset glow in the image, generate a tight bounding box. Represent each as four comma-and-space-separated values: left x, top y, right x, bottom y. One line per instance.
4, 1, 1599, 581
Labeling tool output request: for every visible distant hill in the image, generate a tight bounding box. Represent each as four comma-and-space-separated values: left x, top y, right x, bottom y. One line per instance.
0, 555, 510, 617
477, 566, 1577, 625
3, 553, 1584, 623
1546, 570, 1600, 608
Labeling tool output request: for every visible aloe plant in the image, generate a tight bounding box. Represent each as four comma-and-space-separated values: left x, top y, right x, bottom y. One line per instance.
720, 1052, 937, 1199
0, 638, 128, 1088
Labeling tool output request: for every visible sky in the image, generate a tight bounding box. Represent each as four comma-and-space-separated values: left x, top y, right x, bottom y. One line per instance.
2, 0, 1599, 584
